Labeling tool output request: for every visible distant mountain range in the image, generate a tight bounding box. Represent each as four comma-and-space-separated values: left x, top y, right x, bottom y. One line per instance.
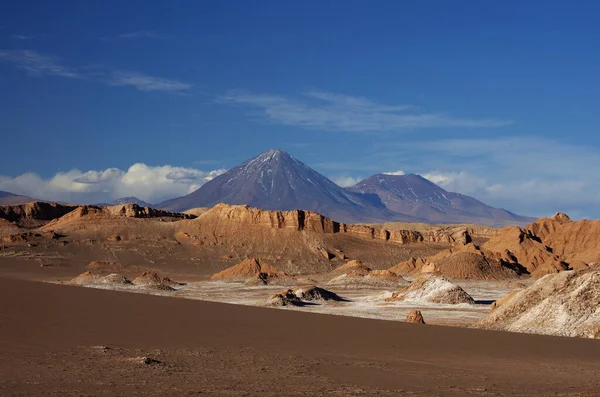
1, 150, 534, 226
110, 197, 152, 207
158, 149, 417, 223
347, 173, 529, 225
158, 149, 534, 226
0, 190, 38, 206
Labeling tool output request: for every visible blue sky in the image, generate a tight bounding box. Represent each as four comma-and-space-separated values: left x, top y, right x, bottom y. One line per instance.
1, 1, 599, 218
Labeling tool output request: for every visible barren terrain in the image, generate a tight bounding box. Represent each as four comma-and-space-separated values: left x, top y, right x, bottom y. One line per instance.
1, 202, 599, 395
1, 277, 599, 396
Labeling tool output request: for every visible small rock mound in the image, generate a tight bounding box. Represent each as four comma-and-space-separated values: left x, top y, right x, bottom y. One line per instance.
387, 275, 475, 305
140, 357, 163, 366
292, 286, 345, 302
211, 258, 289, 284
69, 271, 133, 286
331, 260, 371, 276
477, 268, 600, 338
86, 261, 141, 278
106, 234, 122, 242
405, 310, 425, 324
388, 257, 427, 276
133, 270, 177, 291
328, 261, 408, 288
265, 290, 304, 307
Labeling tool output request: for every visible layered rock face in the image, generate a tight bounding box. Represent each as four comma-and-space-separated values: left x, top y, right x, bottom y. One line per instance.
0, 202, 78, 226
197, 204, 470, 245
0, 202, 193, 232
389, 212, 600, 280
482, 212, 600, 275
389, 243, 525, 280
104, 204, 195, 219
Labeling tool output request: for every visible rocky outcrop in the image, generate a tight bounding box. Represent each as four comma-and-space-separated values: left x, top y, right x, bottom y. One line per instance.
388, 243, 525, 280
290, 286, 345, 302
387, 214, 600, 279
133, 270, 179, 290
197, 204, 471, 246
265, 290, 304, 307
477, 268, 600, 338
211, 258, 289, 284
104, 204, 195, 220
69, 271, 133, 286
405, 310, 425, 324
387, 275, 475, 305
481, 214, 600, 276
0, 202, 78, 227
39, 204, 194, 232
266, 286, 346, 306
327, 260, 408, 288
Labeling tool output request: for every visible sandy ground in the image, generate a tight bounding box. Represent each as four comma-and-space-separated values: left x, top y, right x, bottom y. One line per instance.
0, 276, 599, 396
161, 280, 515, 326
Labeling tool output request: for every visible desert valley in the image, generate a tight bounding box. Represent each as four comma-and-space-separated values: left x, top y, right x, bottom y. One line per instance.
2, 3, 600, 394
0, 150, 599, 396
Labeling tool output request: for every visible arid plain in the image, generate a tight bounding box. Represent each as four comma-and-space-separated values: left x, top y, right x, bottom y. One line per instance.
0, 201, 599, 395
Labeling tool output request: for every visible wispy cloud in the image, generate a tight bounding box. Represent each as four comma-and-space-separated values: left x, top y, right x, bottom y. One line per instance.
219, 90, 513, 132
0, 49, 81, 78
10, 34, 32, 40
118, 31, 162, 39
0, 49, 191, 92
107, 71, 191, 92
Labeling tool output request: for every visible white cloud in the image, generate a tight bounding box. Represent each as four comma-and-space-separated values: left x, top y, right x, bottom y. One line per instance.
0, 49, 191, 92
219, 90, 512, 132
421, 171, 489, 196
331, 176, 362, 187
74, 168, 123, 184
0, 164, 227, 204
0, 49, 81, 78
382, 170, 406, 176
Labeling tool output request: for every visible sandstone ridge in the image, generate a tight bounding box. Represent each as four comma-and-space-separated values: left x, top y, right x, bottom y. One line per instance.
197, 204, 471, 245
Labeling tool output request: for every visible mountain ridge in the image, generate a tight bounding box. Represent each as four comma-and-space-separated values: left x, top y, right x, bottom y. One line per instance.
159, 149, 422, 223
0, 190, 39, 206
346, 173, 533, 225
156, 150, 532, 226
